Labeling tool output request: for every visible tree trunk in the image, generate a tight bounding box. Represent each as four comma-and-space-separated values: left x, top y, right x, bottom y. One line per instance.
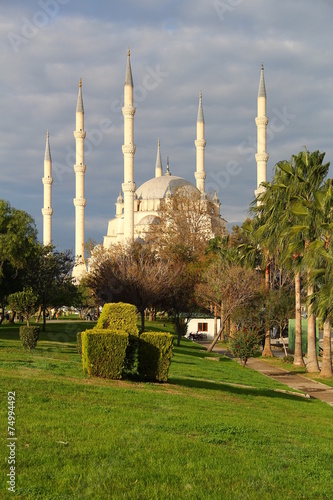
306, 280, 320, 372
262, 329, 274, 357
319, 317, 332, 378
140, 310, 145, 333
214, 304, 217, 339
0, 305, 4, 325
207, 316, 229, 352
293, 271, 305, 367
9, 311, 15, 323
36, 304, 42, 323
262, 264, 274, 357
42, 301, 46, 332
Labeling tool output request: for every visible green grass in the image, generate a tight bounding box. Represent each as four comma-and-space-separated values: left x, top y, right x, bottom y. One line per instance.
1, 321, 333, 499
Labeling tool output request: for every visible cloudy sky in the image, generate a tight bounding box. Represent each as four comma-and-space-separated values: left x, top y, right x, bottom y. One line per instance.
1, 0, 333, 252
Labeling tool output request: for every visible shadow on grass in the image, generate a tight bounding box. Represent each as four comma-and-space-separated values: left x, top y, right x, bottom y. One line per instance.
169, 376, 311, 403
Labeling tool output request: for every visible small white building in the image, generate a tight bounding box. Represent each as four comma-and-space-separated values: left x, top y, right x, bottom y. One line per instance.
187, 316, 221, 341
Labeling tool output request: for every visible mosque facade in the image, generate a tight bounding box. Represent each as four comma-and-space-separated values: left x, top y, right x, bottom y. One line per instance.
42, 52, 268, 282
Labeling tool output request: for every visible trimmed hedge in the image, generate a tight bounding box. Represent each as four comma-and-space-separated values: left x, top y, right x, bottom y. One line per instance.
81, 329, 129, 379
124, 334, 139, 374
19, 326, 40, 350
138, 332, 174, 382
96, 303, 139, 336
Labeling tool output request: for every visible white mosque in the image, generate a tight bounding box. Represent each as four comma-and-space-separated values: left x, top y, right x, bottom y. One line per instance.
42, 52, 268, 282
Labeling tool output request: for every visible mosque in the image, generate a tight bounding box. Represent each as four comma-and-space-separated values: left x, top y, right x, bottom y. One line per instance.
42, 51, 268, 282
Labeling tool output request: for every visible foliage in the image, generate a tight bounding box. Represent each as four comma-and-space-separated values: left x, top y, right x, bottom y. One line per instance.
138, 332, 174, 382
25, 243, 78, 331
87, 243, 176, 331
19, 326, 40, 350
7, 288, 38, 326
196, 259, 264, 351
0, 199, 38, 275
95, 302, 140, 374
0, 200, 38, 320
162, 260, 202, 346
228, 326, 260, 366
146, 187, 221, 263
264, 287, 294, 336
96, 302, 138, 335
252, 149, 331, 371
81, 329, 129, 379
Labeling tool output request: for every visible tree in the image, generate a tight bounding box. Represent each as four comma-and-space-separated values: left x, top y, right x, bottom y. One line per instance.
146, 187, 219, 263
161, 260, 201, 345
196, 259, 264, 352
86, 242, 177, 332
25, 244, 77, 331
264, 287, 295, 356
7, 288, 38, 326
296, 179, 333, 377
146, 187, 219, 344
254, 150, 331, 371
228, 326, 260, 367
0, 200, 38, 322
285, 150, 330, 372
237, 218, 275, 357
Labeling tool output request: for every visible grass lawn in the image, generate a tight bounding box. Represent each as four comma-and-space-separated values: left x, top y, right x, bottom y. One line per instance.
1, 320, 333, 499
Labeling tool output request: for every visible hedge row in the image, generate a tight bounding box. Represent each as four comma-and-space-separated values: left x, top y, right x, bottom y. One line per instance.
81, 329, 129, 379
96, 302, 138, 336
138, 332, 174, 382
19, 326, 40, 350
79, 303, 173, 382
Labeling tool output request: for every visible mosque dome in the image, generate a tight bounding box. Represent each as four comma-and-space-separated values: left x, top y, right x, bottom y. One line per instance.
136, 175, 200, 200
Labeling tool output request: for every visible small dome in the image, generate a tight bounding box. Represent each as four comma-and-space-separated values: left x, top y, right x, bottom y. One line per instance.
116, 191, 124, 204
136, 175, 200, 200
137, 215, 160, 226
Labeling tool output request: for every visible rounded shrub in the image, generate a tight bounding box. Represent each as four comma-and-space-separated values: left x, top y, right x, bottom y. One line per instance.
228, 326, 260, 366
19, 326, 40, 350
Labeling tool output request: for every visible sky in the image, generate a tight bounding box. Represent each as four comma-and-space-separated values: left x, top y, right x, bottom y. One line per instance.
1, 0, 333, 252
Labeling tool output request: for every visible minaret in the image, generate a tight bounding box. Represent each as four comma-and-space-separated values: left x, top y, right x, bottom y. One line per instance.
155, 139, 163, 177
122, 49, 136, 244
72, 78, 87, 281
165, 156, 171, 176
255, 62, 269, 200
42, 130, 53, 246
194, 91, 207, 194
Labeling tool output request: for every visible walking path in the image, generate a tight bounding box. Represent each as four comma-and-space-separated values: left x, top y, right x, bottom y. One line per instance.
245, 356, 333, 406
200, 342, 333, 406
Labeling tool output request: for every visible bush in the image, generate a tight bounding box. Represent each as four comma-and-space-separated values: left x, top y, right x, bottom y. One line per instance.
96, 303, 138, 336
19, 326, 40, 350
81, 329, 129, 379
124, 334, 139, 375
138, 332, 174, 382
228, 327, 260, 367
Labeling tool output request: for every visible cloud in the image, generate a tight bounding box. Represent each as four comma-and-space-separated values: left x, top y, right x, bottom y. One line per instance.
1, 0, 333, 251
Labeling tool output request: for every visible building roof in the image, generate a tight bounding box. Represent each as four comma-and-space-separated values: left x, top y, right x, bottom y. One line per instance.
136, 175, 200, 200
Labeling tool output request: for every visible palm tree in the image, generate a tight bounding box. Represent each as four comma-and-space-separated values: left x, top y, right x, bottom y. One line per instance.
236, 219, 274, 357
296, 179, 333, 377
252, 158, 305, 365
286, 150, 330, 372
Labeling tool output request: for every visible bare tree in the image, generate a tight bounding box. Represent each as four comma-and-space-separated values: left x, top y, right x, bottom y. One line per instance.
86, 242, 177, 331
196, 260, 264, 352
146, 187, 222, 263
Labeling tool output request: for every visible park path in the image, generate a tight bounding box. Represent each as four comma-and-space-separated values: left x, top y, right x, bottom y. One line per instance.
200, 342, 333, 406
